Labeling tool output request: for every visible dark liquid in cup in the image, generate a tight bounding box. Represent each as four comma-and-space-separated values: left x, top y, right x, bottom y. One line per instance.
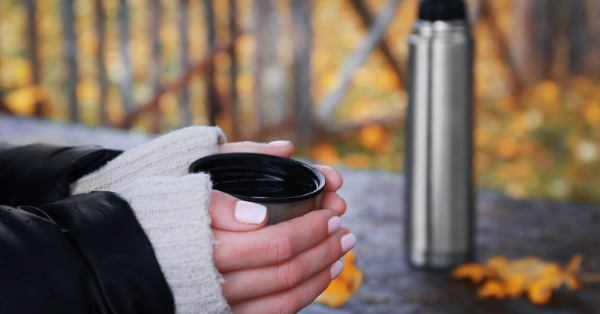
189, 153, 324, 203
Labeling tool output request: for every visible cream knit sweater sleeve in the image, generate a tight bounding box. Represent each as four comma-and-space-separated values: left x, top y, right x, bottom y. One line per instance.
70, 126, 230, 314
115, 175, 230, 314
71, 126, 227, 195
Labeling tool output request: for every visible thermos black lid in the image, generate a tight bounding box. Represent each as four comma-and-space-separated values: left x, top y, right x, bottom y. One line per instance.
418, 0, 466, 21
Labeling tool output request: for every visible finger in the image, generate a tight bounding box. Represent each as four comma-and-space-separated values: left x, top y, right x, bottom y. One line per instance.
311, 165, 343, 192
230, 262, 338, 314
218, 141, 295, 158
222, 228, 352, 303
209, 190, 268, 232
213, 209, 340, 272
321, 192, 346, 216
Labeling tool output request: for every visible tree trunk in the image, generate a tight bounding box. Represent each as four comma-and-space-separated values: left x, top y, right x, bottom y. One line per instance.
531, 0, 557, 80
229, 0, 239, 110
178, 0, 193, 126
95, 0, 109, 125
253, 0, 286, 140
61, 0, 79, 122
316, 0, 402, 121
118, 0, 134, 113
348, 0, 405, 88
568, 0, 587, 77
148, 0, 162, 133
24, 0, 43, 116
204, 0, 220, 126
291, 0, 312, 147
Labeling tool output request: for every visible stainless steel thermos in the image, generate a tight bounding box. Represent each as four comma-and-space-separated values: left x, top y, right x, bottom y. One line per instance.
405, 0, 474, 269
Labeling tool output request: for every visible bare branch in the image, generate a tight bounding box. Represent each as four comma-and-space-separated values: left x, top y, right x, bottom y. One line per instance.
316, 0, 403, 121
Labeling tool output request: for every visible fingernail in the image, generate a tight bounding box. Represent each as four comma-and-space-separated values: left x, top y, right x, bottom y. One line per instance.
341, 233, 356, 253
330, 261, 344, 280
328, 216, 341, 234
268, 140, 291, 146
235, 201, 267, 224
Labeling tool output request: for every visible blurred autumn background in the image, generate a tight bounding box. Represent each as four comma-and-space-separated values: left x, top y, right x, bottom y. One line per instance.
1, 0, 600, 203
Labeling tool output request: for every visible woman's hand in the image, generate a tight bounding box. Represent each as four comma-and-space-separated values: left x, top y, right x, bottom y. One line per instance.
218, 140, 346, 219
212, 140, 353, 313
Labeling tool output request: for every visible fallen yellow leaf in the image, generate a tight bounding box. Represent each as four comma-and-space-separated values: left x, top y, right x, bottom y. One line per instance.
316, 250, 363, 307
452, 254, 583, 305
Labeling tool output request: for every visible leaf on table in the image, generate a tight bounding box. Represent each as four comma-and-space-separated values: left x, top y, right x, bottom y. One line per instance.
451, 254, 583, 305
315, 250, 363, 307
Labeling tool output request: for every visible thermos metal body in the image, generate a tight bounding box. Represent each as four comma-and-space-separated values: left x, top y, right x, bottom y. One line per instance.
405, 19, 474, 269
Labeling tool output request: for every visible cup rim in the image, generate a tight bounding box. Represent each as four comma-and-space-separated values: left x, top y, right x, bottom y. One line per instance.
189, 153, 326, 204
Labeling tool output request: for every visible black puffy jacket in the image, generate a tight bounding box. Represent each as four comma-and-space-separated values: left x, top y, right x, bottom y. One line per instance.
0, 144, 175, 313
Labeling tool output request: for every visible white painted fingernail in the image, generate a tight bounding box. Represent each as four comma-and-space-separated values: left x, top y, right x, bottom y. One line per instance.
341, 233, 356, 253
328, 216, 341, 235
235, 201, 267, 224
330, 261, 344, 280
268, 140, 291, 146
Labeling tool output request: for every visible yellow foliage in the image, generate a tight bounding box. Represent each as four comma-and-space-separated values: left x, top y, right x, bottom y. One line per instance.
343, 154, 370, 169
1, 58, 32, 88
77, 79, 100, 103
534, 81, 558, 103
582, 101, 600, 126
311, 143, 340, 166
451, 263, 489, 283
316, 250, 363, 307
359, 124, 389, 153
236, 73, 254, 94
534, 80, 561, 111
5, 86, 41, 116
320, 71, 340, 92
494, 137, 519, 159
478, 280, 505, 299
452, 254, 583, 305
159, 92, 178, 116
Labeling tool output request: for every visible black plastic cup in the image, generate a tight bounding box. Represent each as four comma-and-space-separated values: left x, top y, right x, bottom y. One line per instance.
189, 153, 326, 225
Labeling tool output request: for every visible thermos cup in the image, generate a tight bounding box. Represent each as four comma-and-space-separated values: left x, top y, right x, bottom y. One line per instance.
405, 0, 474, 269
189, 153, 326, 225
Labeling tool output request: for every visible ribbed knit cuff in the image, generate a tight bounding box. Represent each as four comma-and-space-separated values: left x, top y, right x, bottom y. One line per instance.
115, 174, 230, 314
71, 126, 227, 195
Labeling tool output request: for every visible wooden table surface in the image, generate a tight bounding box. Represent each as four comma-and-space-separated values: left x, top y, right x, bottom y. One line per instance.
301, 170, 600, 314
2, 115, 599, 314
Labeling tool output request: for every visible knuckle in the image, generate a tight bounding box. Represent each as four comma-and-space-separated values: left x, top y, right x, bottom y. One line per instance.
271, 295, 298, 314
276, 260, 303, 289
268, 234, 294, 264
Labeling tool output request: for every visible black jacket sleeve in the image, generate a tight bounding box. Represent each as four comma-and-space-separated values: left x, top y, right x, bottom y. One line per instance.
0, 144, 122, 207
0, 144, 175, 314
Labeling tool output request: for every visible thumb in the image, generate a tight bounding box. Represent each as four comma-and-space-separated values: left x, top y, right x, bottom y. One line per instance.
218, 141, 295, 158
209, 190, 268, 231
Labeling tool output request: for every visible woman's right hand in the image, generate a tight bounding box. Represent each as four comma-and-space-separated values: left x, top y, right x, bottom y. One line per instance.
207, 167, 353, 314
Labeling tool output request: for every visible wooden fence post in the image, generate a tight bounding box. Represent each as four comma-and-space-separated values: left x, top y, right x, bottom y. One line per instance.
148, 0, 162, 133
204, 0, 220, 126
61, 0, 79, 122
178, 0, 193, 126
95, 0, 109, 125
24, 0, 43, 117
229, 0, 239, 110
291, 0, 313, 147
118, 0, 134, 113
253, 0, 286, 140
